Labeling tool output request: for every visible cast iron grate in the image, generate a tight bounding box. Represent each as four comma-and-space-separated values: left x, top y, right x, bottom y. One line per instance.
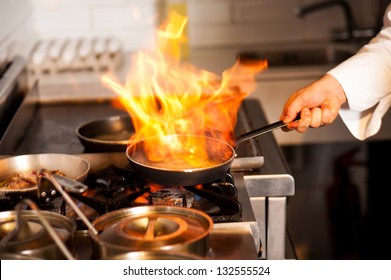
69, 164, 242, 222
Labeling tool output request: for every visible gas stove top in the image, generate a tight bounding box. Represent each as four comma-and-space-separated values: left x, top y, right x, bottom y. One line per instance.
59, 152, 263, 223
69, 164, 243, 223
0, 66, 295, 259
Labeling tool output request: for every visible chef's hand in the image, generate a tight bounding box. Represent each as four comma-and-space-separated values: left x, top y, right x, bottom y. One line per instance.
280, 74, 347, 133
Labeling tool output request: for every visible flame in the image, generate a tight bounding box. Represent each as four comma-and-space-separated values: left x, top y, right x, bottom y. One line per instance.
134, 183, 162, 204
101, 11, 267, 169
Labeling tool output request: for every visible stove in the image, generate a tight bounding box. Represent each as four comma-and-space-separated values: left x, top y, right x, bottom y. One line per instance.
69, 164, 243, 223
0, 58, 295, 260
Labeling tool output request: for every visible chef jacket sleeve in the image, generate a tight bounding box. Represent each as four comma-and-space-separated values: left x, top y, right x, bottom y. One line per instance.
326, 4, 391, 140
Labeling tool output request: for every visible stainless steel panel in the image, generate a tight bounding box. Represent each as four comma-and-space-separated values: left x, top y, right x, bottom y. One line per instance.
0, 56, 28, 141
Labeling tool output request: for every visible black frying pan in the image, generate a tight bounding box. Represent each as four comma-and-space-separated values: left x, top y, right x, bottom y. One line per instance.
126, 118, 297, 186
76, 116, 134, 152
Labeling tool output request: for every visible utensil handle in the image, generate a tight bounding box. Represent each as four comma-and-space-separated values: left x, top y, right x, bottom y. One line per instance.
235, 115, 300, 148
39, 170, 99, 236
52, 174, 88, 193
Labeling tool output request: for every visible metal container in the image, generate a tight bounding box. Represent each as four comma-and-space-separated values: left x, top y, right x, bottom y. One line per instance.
90, 206, 213, 259
0, 153, 90, 204
76, 115, 134, 152
0, 209, 76, 259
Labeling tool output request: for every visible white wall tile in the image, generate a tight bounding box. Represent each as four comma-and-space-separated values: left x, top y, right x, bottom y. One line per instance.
29, 0, 161, 52
187, 0, 373, 49
33, 8, 90, 36
0, 1, 33, 45
92, 6, 156, 29
0, 1, 36, 61
233, 0, 296, 22
25, 0, 379, 53
106, 28, 156, 51
188, 0, 231, 24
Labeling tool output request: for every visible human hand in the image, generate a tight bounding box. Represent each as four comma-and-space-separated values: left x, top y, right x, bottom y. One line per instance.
280, 74, 347, 133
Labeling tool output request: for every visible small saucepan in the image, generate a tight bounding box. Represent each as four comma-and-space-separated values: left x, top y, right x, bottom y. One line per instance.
126, 118, 298, 186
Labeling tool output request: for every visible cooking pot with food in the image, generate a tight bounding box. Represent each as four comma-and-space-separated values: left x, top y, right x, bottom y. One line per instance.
0, 153, 90, 204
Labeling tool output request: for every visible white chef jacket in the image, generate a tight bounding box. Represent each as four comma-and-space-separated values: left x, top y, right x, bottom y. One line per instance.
327, 4, 391, 140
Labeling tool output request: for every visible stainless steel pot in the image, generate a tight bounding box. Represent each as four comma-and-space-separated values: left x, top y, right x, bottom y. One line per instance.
89, 206, 213, 259
0, 199, 76, 259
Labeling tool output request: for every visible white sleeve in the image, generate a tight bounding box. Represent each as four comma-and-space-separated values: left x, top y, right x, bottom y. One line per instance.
327, 4, 391, 140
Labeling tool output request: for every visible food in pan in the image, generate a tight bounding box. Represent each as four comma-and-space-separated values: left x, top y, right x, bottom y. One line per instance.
0, 170, 66, 190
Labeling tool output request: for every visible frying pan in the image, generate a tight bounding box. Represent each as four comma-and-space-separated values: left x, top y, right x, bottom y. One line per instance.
76, 115, 134, 152
126, 118, 297, 186
0, 154, 90, 205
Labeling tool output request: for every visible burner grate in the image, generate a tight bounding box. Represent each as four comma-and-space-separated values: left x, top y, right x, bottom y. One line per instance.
69, 165, 242, 222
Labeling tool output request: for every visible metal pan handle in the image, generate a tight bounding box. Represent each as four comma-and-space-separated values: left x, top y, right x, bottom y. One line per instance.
235, 115, 300, 148
38, 169, 99, 236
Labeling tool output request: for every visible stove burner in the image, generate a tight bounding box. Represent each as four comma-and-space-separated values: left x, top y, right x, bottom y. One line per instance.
68, 165, 242, 223
148, 188, 194, 207
69, 165, 150, 214
184, 173, 242, 222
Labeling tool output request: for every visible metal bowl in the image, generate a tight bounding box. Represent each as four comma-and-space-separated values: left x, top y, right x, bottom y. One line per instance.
0, 153, 90, 204
76, 115, 134, 152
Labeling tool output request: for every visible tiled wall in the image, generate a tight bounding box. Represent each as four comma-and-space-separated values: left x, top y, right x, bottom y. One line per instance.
0, 0, 381, 75
28, 0, 379, 52
189, 0, 342, 47
30, 0, 160, 52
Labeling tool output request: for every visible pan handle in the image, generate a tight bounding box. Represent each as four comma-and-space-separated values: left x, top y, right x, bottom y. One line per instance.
235, 115, 300, 148
38, 169, 99, 236
52, 174, 88, 193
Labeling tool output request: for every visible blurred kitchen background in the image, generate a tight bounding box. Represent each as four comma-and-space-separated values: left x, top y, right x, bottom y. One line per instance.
1, 0, 390, 259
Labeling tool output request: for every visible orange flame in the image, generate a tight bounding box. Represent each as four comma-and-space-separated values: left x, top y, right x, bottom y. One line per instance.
101, 11, 267, 168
